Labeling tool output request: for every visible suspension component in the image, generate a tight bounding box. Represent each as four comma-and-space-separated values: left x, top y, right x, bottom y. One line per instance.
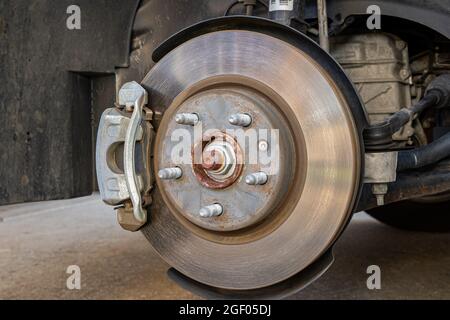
398, 132, 450, 171
364, 75, 450, 148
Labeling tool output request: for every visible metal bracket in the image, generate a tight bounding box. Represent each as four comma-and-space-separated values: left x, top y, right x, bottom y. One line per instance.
364, 152, 398, 206
96, 109, 144, 205
120, 82, 148, 224
96, 81, 153, 231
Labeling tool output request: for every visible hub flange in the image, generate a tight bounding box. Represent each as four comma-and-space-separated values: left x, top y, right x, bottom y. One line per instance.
156, 86, 296, 232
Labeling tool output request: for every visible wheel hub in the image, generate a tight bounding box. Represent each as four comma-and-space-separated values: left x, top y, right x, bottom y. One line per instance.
156, 86, 296, 232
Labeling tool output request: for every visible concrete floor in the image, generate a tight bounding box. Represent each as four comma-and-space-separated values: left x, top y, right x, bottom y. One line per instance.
0, 194, 449, 300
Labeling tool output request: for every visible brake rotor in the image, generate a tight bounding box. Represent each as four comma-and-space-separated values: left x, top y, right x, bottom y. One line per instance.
141, 29, 361, 290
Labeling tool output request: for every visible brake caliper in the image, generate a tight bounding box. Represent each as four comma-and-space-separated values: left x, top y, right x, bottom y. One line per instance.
96, 82, 154, 231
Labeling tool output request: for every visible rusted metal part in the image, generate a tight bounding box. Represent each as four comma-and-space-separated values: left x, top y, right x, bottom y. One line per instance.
201, 149, 224, 171
192, 132, 244, 190
357, 161, 450, 211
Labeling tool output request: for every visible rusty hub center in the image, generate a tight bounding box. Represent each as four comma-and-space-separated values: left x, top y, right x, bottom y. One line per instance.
193, 132, 243, 189
201, 149, 224, 171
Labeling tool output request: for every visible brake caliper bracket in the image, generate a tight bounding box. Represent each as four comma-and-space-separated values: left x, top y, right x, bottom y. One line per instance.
96, 81, 154, 231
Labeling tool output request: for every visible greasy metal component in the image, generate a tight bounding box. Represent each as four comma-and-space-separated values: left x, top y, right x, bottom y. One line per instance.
192, 131, 244, 190
158, 167, 183, 180
331, 33, 415, 145
141, 29, 362, 290
245, 172, 269, 185
120, 82, 149, 224
364, 152, 398, 184
199, 204, 224, 218
175, 113, 200, 126
229, 113, 253, 127
96, 109, 143, 205
167, 248, 335, 300
317, 0, 329, 52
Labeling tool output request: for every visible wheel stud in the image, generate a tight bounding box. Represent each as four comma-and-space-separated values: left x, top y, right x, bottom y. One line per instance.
199, 204, 223, 218
158, 167, 183, 180
245, 172, 268, 185
175, 113, 199, 126
229, 113, 252, 127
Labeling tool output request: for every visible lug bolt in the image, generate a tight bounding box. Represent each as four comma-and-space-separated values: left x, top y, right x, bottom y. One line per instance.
245, 172, 268, 185
199, 204, 223, 218
158, 167, 183, 180
229, 113, 252, 127
175, 113, 199, 126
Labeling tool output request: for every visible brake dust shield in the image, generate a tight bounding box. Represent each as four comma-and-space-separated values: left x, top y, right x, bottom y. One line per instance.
140, 30, 361, 291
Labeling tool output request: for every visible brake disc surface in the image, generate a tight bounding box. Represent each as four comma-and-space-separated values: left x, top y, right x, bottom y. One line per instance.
141, 30, 361, 290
